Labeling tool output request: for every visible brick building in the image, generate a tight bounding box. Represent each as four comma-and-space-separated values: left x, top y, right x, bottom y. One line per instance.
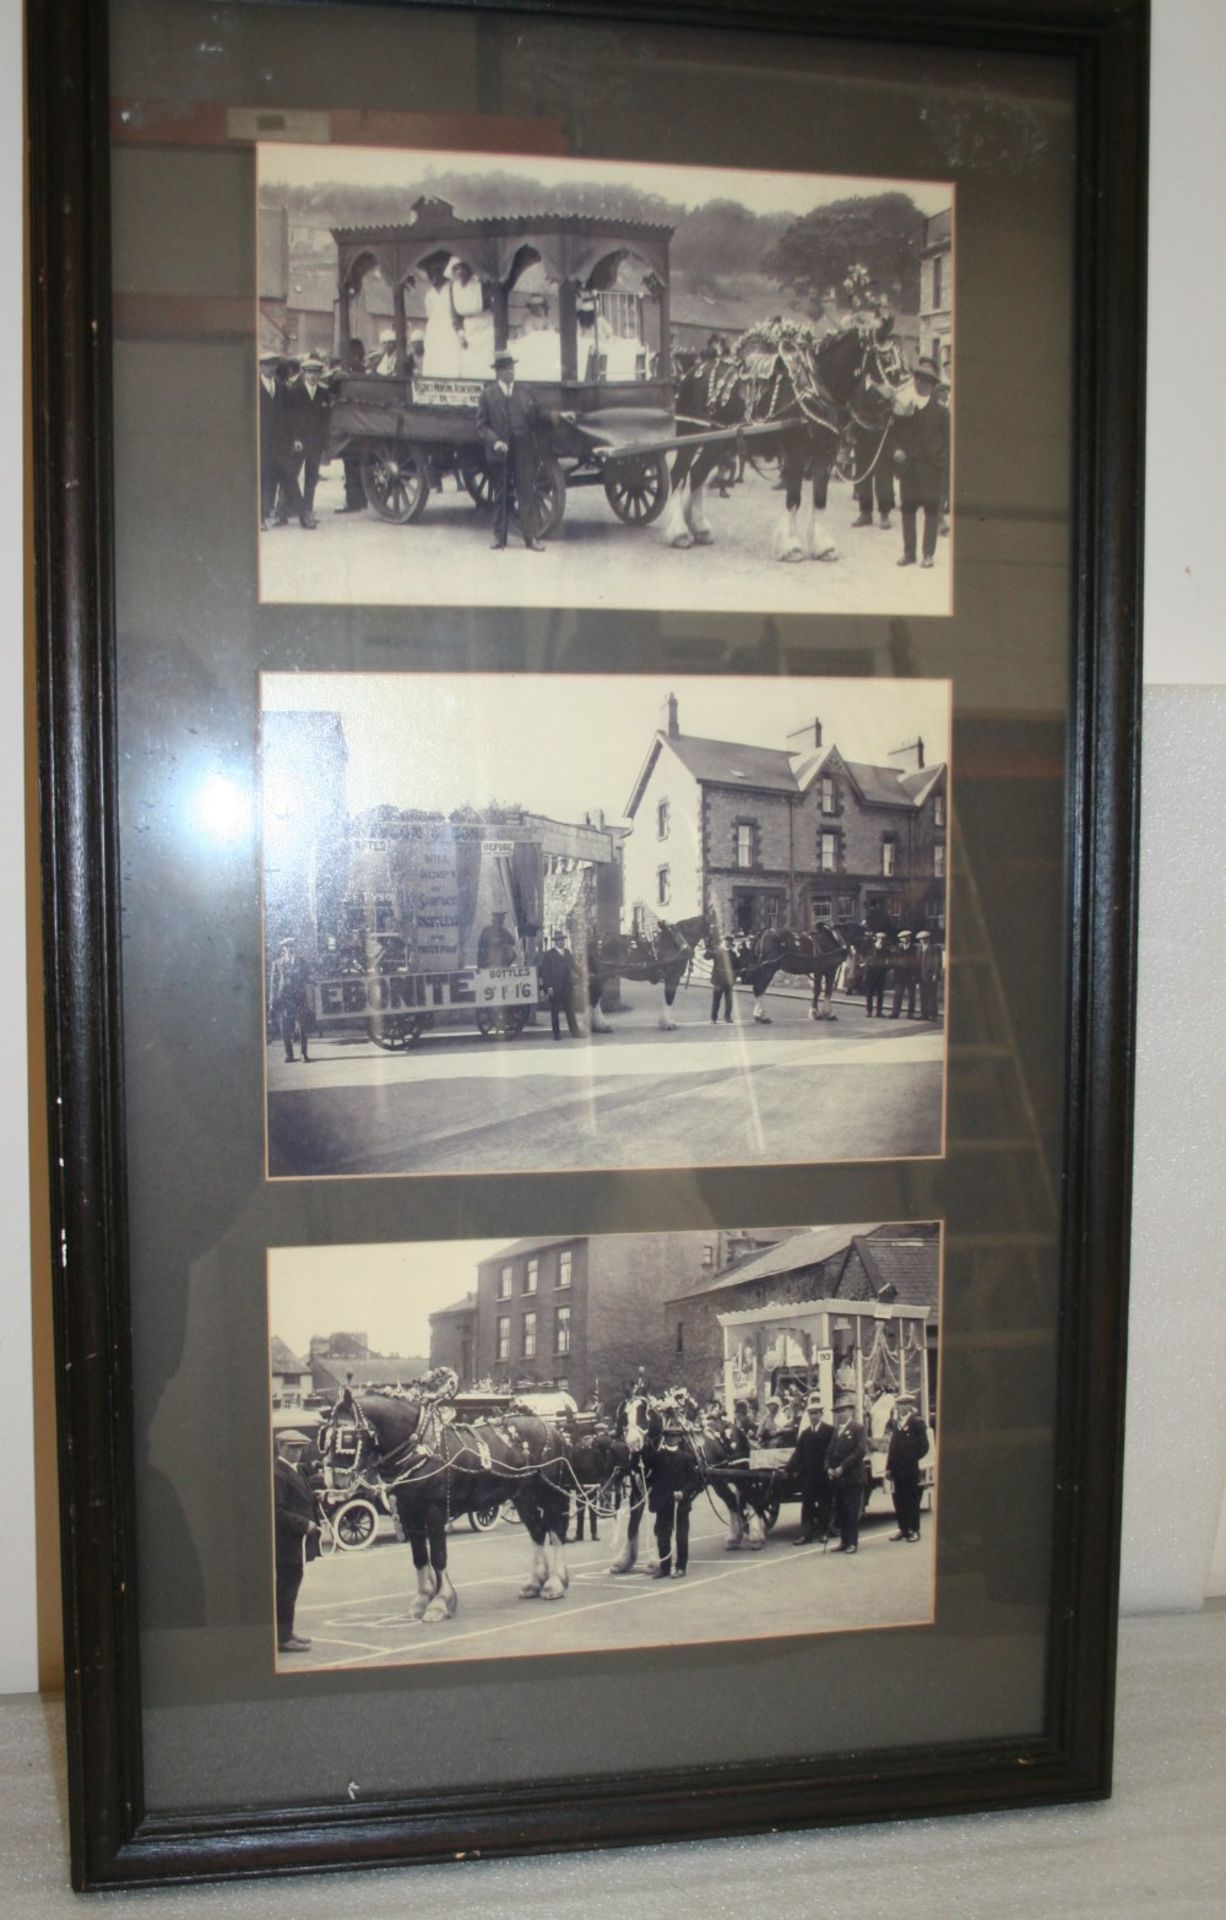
435, 1229, 788, 1410
667, 1222, 941, 1404
622, 693, 947, 939
919, 207, 953, 378
428, 1292, 477, 1385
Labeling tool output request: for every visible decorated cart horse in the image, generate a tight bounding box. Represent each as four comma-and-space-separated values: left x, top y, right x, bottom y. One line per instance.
585, 912, 707, 1032
606, 1391, 771, 1572
719, 923, 850, 1024
663, 279, 916, 561
317, 1369, 573, 1622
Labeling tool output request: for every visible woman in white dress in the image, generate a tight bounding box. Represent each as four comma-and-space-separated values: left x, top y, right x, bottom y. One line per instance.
422, 261, 463, 379
449, 258, 495, 380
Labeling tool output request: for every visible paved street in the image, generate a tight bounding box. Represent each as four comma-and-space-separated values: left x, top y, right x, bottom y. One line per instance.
284, 1494, 934, 1673
258, 456, 952, 616
267, 981, 945, 1176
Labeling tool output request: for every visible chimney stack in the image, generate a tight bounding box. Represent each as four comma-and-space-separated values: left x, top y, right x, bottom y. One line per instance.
889, 736, 925, 772
785, 717, 823, 752
664, 691, 680, 739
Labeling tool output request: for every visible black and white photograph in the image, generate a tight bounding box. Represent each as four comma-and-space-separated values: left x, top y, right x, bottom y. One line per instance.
257, 144, 954, 613
269, 1222, 941, 1671
263, 673, 950, 1178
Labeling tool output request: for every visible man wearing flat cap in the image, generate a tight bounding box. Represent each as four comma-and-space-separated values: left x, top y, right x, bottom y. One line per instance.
274, 1428, 321, 1654
476, 348, 547, 551
893, 355, 950, 569
886, 1392, 930, 1542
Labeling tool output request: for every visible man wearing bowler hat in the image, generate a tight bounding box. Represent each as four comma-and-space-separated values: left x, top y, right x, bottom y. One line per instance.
476, 347, 547, 551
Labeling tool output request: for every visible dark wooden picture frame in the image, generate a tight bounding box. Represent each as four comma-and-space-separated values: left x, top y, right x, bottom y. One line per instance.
28, 0, 1146, 1891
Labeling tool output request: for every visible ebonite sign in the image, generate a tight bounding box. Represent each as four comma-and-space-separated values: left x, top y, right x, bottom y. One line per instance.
313, 966, 540, 1022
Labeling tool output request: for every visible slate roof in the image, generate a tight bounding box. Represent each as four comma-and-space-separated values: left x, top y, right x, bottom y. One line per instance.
627, 730, 947, 820
840, 1230, 940, 1310
667, 1225, 883, 1302
482, 1237, 577, 1263
312, 1356, 429, 1389
270, 1335, 307, 1375
429, 1291, 477, 1321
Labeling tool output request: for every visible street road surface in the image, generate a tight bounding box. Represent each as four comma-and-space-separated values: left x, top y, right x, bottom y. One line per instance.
267, 981, 945, 1176
284, 1496, 934, 1673
258, 456, 952, 616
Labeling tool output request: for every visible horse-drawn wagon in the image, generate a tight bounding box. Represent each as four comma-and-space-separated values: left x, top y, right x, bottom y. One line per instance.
717, 1295, 934, 1526
326, 197, 682, 533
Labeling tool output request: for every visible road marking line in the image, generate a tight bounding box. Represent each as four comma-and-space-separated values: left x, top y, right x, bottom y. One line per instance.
306, 1535, 905, 1669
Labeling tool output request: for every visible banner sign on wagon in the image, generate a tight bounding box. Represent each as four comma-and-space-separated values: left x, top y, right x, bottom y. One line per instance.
313, 966, 540, 1022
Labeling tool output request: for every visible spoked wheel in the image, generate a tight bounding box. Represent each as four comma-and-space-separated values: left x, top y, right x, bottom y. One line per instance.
469, 1500, 502, 1532
362, 440, 430, 523
367, 1013, 430, 1052
525, 453, 566, 539
499, 1501, 523, 1526
603, 453, 670, 525
461, 458, 497, 509
332, 1498, 380, 1551
474, 1008, 527, 1040
761, 1490, 782, 1533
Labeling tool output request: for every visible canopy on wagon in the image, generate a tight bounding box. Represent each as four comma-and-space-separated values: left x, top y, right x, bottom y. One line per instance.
716, 1296, 931, 1424
333, 196, 674, 381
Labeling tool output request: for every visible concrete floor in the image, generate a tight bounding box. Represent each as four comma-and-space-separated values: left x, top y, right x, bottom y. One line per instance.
4, 1610, 1223, 1913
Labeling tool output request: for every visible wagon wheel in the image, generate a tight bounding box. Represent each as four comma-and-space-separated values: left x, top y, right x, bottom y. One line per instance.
474, 1007, 527, 1040
762, 1489, 782, 1533
362, 440, 430, 523
468, 1500, 502, 1532
526, 453, 566, 538
603, 453, 670, 525
367, 1012, 430, 1051
332, 1498, 380, 1551
499, 1501, 523, 1526
461, 458, 497, 510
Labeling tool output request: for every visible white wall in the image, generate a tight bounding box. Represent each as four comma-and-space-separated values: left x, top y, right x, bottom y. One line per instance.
3, 0, 1223, 1696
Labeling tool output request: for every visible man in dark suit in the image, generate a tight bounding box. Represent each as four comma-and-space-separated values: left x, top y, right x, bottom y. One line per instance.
826, 1395, 869, 1553
916, 928, 944, 1021
476, 348, 546, 550
284, 355, 329, 525
538, 930, 581, 1039
274, 1430, 320, 1653
886, 1392, 931, 1542
263, 357, 313, 531
788, 1392, 834, 1544
710, 933, 737, 1024
864, 930, 890, 1018
258, 350, 283, 528
889, 928, 919, 1019
893, 356, 951, 568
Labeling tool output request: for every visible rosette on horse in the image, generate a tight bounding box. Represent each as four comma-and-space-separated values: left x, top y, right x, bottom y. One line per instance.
317, 1367, 573, 1623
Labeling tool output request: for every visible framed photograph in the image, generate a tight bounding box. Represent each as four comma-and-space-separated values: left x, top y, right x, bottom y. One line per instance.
29, 0, 1145, 1892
